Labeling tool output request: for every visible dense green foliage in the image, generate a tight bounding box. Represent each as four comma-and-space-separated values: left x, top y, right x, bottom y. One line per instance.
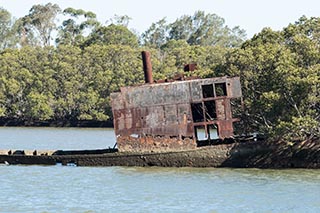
141, 11, 246, 48
0, 4, 319, 141
221, 17, 320, 140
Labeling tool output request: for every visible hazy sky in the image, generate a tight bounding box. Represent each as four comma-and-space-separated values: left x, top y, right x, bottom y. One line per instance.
1, 0, 320, 38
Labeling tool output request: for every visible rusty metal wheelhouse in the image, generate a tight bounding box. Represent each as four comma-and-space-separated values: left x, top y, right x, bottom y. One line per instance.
111, 52, 242, 152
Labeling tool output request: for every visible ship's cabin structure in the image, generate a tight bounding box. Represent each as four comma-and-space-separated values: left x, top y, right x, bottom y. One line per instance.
111, 52, 243, 152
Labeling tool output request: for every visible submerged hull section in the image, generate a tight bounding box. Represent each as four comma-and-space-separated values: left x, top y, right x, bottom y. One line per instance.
1, 139, 320, 168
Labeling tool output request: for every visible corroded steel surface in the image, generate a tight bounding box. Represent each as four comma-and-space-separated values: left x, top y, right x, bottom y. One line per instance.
111, 76, 242, 152
142, 51, 153, 84
117, 135, 196, 152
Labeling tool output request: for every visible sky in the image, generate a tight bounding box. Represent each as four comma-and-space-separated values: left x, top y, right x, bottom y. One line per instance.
0, 0, 320, 38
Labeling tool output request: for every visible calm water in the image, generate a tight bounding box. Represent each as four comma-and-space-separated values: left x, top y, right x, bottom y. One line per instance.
0, 127, 116, 150
0, 127, 320, 213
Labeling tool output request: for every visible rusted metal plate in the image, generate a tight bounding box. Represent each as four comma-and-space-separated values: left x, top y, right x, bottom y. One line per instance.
216, 120, 234, 139
216, 99, 226, 120
227, 77, 242, 98
116, 135, 197, 153
111, 76, 242, 152
124, 82, 191, 107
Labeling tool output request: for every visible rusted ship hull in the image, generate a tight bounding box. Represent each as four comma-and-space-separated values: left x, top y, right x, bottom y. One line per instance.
1, 140, 319, 168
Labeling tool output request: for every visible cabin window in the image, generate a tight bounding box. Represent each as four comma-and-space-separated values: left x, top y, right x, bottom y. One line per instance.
204, 101, 216, 121
191, 103, 204, 122
202, 84, 214, 98
194, 125, 219, 142
231, 98, 242, 118
215, 83, 227, 96
208, 124, 219, 139
194, 125, 208, 141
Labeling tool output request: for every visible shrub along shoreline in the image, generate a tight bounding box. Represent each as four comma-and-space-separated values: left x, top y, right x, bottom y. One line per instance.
0, 118, 113, 128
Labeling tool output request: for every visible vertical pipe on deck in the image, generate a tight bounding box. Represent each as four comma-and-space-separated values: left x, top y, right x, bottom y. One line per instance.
141, 51, 153, 84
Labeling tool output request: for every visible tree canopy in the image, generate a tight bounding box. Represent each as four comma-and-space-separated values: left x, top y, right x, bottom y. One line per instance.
0, 4, 318, 141
221, 20, 320, 141
141, 11, 246, 48
19, 3, 61, 46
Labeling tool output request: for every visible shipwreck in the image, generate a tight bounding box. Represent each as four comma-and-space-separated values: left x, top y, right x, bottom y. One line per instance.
111, 51, 243, 152
1, 51, 319, 168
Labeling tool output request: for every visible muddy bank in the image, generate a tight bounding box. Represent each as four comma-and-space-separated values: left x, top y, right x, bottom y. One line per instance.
1, 138, 319, 168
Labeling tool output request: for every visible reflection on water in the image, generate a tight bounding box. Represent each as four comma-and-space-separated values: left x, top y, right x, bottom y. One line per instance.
0, 128, 320, 212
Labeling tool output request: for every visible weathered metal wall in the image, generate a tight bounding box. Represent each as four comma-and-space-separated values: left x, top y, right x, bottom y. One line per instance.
111, 81, 193, 137
111, 77, 242, 152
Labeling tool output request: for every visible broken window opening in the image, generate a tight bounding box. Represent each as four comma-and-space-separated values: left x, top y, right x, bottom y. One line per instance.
231, 98, 242, 118
194, 125, 208, 141
204, 101, 217, 121
202, 84, 214, 98
208, 124, 219, 139
191, 103, 204, 122
215, 83, 227, 96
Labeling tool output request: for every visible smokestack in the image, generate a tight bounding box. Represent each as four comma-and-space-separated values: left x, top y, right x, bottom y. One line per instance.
141, 51, 153, 84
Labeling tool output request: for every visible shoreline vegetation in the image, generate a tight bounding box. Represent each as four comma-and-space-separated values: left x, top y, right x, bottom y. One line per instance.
0, 118, 113, 128
0, 3, 319, 143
